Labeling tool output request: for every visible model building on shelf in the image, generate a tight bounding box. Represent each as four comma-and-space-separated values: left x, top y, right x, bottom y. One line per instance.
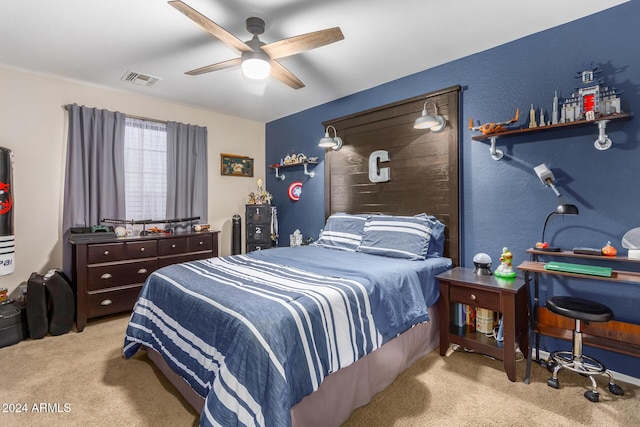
560, 66, 622, 123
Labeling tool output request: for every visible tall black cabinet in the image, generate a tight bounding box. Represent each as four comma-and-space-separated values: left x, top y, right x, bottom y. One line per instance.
245, 204, 275, 252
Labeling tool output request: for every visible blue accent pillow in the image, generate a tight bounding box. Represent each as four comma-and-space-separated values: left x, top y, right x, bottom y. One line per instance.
415, 213, 446, 257
313, 213, 368, 251
358, 214, 439, 260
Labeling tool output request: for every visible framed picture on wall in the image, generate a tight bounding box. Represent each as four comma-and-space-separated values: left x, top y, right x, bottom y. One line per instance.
221, 153, 254, 177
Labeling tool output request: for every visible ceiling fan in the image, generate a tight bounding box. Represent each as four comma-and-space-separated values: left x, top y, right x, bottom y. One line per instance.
168, 1, 344, 89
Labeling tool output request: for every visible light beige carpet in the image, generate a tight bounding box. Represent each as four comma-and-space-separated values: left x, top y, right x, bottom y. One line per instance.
0, 313, 638, 427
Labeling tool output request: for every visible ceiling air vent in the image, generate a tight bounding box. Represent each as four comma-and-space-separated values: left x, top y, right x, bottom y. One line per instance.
121, 70, 162, 87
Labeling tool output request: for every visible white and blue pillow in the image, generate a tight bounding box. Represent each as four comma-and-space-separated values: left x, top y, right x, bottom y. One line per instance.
313, 213, 368, 251
357, 214, 441, 260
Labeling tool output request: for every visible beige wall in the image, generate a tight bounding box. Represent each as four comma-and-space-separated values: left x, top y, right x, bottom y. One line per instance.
0, 65, 265, 295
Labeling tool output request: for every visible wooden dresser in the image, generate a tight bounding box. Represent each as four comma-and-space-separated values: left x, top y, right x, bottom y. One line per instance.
69, 231, 218, 332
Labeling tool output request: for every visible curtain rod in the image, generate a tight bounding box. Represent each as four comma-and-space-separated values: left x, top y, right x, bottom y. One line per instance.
125, 114, 168, 124
64, 104, 169, 124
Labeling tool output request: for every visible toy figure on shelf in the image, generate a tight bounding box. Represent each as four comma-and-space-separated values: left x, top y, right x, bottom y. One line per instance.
253, 178, 272, 205
469, 109, 520, 135
494, 247, 517, 279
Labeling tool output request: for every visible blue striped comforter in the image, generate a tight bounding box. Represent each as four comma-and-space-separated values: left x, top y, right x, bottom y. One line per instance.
123, 246, 451, 426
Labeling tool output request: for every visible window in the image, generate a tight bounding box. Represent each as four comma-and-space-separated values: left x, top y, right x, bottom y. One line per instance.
124, 118, 167, 221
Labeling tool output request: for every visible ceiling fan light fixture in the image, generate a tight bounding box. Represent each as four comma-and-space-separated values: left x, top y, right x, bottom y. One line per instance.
241, 51, 271, 80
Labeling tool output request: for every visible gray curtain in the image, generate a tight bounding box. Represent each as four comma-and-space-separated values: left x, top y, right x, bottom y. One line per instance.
62, 104, 125, 273
166, 121, 208, 224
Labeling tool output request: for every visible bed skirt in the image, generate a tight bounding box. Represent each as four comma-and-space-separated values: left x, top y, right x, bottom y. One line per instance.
145, 304, 440, 426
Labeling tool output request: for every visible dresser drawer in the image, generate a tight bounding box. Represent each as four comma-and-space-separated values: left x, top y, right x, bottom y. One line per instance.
125, 240, 158, 259
246, 205, 272, 222
88, 242, 126, 263
87, 285, 142, 318
188, 234, 213, 252
158, 252, 213, 268
86, 259, 157, 291
158, 237, 188, 256
247, 224, 271, 243
247, 243, 273, 252
449, 286, 500, 311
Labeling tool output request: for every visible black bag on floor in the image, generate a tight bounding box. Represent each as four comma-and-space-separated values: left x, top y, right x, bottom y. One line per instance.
26, 272, 48, 339
43, 269, 74, 336
26, 269, 75, 338
0, 301, 26, 348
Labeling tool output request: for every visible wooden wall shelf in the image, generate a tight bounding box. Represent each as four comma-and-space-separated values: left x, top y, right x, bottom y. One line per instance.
471, 112, 633, 142
269, 161, 318, 180
472, 112, 633, 160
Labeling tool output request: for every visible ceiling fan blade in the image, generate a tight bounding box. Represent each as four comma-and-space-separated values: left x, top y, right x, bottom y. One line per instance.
262, 27, 344, 59
185, 58, 242, 75
168, 1, 253, 53
270, 60, 305, 89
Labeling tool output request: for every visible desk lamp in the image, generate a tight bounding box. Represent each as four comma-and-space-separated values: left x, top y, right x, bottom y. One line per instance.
540, 203, 579, 251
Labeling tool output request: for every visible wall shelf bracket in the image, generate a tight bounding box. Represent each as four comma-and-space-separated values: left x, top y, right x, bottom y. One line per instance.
594, 119, 612, 151
303, 163, 315, 178
488, 136, 504, 160
274, 167, 285, 181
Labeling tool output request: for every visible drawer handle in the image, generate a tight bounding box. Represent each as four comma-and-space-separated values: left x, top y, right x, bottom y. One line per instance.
100, 273, 112, 280
199, 241, 203, 245
101, 299, 112, 306
104, 250, 109, 256
470, 294, 477, 301
138, 268, 147, 274
172, 244, 176, 248
140, 247, 145, 252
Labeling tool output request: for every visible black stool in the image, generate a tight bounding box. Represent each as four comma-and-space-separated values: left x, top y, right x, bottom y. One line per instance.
545, 296, 624, 402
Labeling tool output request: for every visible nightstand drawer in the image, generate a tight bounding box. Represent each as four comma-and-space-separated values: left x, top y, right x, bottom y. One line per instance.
449, 286, 500, 310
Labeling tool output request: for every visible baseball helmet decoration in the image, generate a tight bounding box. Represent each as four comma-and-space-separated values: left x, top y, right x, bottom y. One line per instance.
288, 181, 303, 201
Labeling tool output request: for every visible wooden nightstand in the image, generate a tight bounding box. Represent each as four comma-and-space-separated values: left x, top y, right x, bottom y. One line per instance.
436, 267, 528, 382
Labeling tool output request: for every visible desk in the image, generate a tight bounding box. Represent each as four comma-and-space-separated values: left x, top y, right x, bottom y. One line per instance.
437, 267, 528, 382
518, 249, 640, 384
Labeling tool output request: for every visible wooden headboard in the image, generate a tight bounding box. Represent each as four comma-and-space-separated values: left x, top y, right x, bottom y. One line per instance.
323, 85, 461, 266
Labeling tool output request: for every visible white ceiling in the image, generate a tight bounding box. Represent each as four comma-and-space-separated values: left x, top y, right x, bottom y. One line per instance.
0, 0, 628, 123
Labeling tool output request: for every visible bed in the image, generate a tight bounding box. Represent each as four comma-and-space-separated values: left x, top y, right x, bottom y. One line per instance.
124, 86, 461, 426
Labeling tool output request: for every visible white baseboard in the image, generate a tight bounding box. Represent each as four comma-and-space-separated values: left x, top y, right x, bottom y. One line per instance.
533, 349, 640, 387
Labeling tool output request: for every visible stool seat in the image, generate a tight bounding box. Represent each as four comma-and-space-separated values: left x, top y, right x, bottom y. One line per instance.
546, 296, 613, 322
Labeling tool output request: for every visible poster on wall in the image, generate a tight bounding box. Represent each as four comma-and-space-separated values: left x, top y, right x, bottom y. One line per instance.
220, 153, 254, 177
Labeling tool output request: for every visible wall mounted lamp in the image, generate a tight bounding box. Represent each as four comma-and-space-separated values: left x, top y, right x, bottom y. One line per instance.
540, 203, 579, 251
318, 125, 343, 150
413, 101, 447, 132
241, 50, 271, 80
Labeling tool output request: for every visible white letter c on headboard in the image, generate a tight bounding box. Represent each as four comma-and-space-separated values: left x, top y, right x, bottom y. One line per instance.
368, 150, 390, 183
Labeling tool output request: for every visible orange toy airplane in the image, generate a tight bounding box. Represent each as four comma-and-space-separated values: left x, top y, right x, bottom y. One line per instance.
469, 109, 520, 135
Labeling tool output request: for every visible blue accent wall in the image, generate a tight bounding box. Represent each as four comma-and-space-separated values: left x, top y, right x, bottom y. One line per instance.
266, 1, 640, 378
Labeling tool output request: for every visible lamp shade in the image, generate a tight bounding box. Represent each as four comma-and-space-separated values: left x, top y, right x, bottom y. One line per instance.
318, 126, 342, 150
241, 51, 271, 80
540, 203, 579, 249
413, 101, 446, 132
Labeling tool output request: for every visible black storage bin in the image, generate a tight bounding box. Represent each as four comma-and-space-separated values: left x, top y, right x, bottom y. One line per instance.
0, 302, 26, 348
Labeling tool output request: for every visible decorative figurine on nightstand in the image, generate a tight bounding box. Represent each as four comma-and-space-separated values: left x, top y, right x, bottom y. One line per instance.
494, 247, 517, 279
